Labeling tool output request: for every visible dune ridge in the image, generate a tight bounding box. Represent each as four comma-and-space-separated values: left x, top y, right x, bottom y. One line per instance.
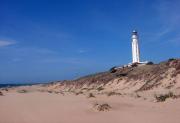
42, 59, 180, 99
0, 58, 180, 123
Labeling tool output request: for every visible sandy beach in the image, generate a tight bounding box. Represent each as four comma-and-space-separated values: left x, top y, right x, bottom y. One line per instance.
0, 91, 180, 123
1, 0, 180, 122
0, 58, 179, 123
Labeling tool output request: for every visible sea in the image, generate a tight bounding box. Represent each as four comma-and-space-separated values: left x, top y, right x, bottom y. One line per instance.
0, 83, 41, 88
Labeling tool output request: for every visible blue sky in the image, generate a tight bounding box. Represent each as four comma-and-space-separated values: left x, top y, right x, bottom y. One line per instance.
0, 0, 180, 83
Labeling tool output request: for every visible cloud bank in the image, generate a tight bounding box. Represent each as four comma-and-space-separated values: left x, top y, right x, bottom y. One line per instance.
0, 40, 16, 47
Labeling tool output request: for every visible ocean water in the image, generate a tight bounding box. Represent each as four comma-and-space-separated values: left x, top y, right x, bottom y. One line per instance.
0, 83, 39, 88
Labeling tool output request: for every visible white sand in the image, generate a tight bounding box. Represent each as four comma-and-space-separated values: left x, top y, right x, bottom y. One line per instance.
0, 91, 180, 123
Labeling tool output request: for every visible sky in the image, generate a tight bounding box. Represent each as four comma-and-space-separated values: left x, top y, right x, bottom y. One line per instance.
0, 0, 180, 83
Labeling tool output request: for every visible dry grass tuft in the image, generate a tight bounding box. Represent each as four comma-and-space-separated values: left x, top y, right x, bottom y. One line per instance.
107, 91, 121, 96
75, 91, 83, 95
97, 87, 104, 91
93, 103, 111, 111
87, 93, 95, 98
17, 90, 28, 93
0, 91, 3, 96
155, 92, 177, 102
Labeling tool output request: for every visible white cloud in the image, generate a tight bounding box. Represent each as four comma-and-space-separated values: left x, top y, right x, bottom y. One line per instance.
0, 40, 16, 47
157, 0, 180, 25
143, 0, 180, 45
155, 0, 180, 31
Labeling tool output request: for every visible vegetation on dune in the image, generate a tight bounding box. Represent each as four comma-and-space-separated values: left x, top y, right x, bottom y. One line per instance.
97, 86, 104, 91
168, 58, 176, 62
93, 103, 111, 111
0, 91, 3, 96
44, 58, 180, 100
107, 91, 122, 96
75, 91, 83, 95
109, 66, 117, 73
87, 93, 95, 98
17, 90, 28, 93
146, 61, 154, 65
155, 92, 180, 102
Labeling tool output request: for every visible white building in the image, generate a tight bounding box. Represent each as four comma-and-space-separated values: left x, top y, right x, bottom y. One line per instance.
132, 30, 140, 63
113, 30, 148, 71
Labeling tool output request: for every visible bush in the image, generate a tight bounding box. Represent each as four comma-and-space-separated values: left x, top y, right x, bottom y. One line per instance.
118, 73, 127, 77
107, 91, 121, 96
168, 58, 176, 62
17, 90, 28, 93
155, 92, 174, 102
135, 93, 141, 98
75, 91, 83, 95
93, 103, 111, 111
97, 87, 104, 91
0, 91, 3, 96
147, 61, 154, 65
109, 67, 117, 73
2, 88, 8, 91
131, 63, 138, 67
87, 93, 95, 98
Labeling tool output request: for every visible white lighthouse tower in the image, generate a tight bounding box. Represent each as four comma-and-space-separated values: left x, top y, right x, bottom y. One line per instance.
111, 30, 148, 70
132, 30, 140, 63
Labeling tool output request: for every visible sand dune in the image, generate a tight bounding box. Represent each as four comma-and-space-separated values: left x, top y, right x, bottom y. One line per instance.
0, 59, 180, 123
0, 91, 180, 123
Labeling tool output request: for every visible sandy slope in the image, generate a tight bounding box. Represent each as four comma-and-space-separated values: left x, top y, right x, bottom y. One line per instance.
0, 91, 180, 123
0, 59, 179, 123
45, 59, 180, 98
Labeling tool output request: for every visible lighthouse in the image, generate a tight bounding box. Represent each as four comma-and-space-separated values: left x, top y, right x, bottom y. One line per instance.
110, 30, 148, 71
132, 30, 140, 63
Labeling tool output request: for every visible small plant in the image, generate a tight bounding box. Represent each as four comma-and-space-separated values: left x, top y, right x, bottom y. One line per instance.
87, 93, 95, 98
107, 91, 121, 96
168, 58, 176, 62
87, 88, 94, 91
97, 86, 104, 91
17, 90, 28, 93
131, 62, 138, 67
155, 95, 167, 102
0, 91, 3, 96
81, 88, 88, 90
135, 93, 141, 98
2, 88, 8, 91
109, 67, 117, 73
155, 92, 174, 102
93, 103, 111, 111
47, 90, 53, 93
75, 91, 83, 95
146, 61, 154, 65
